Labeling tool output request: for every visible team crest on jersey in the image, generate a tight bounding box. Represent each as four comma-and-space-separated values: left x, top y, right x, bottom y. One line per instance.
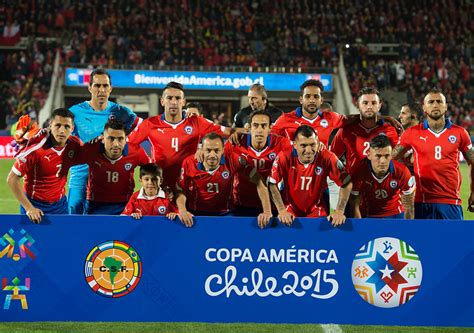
390, 180, 398, 189
124, 163, 133, 171
448, 135, 457, 144
184, 126, 193, 135
320, 119, 329, 128
315, 166, 323, 175
222, 171, 230, 179
68, 150, 75, 159
157, 206, 167, 214
269, 152, 277, 160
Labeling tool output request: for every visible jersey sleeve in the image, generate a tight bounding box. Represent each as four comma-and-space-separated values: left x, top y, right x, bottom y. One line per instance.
270, 115, 287, 138
459, 128, 473, 153
233, 111, 244, 128
329, 128, 345, 158
176, 158, 192, 192
398, 128, 413, 149
137, 147, 152, 165
268, 151, 288, 185
398, 164, 416, 195
121, 194, 138, 215
332, 112, 346, 128
74, 142, 98, 165
128, 118, 150, 145
351, 176, 362, 195
12, 152, 36, 177
276, 136, 293, 153
326, 151, 351, 187
109, 104, 140, 133
197, 117, 225, 137
386, 126, 400, 147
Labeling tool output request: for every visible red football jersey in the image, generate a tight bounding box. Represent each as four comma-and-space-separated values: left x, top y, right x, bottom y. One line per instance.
330, 120, 399, 175
177, 153, 252, 213
12, 135, 82, 203
226, 134, 292, 208
271, 108, 345, 146
398, 120, 472, 205
121, 188, 177, 216
76, 142, 151, 203
269, 149, 350, 217
352, 159, 415, 217
128, 113, 225, 188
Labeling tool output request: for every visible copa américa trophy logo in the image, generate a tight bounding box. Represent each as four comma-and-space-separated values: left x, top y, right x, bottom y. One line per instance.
352, 237, 422, 308
84, 241, 142, 298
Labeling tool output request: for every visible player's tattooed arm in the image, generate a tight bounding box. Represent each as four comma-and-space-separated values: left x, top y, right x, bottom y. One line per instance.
329, 180, 352, 226
402, 192, 415, 219
462, 148, 474, 212
391, 144, 407, 160
268, 183, 294, 226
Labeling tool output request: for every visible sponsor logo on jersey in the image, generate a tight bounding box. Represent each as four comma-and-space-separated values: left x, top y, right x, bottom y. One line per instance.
222, 171, 230, 179
448, 135, 457, 144
184, 126, 193, 135
124, 163, 133, 171
157, 206, 167, 214
419, 136, 427, 142
84, 240, 142, 298
320, 119, 329, 128
390, 180, 398, 189
352, 237, 422, 308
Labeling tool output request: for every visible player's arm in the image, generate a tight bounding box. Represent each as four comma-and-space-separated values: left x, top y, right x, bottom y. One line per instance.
329, 179, 352, 226
127, 119, 150, 145
175, 186, 194, 227
462, 147, 474, 212
268, 183, 294, 226
351, 192, 362, 218
402, 192, 415, 219
248, 171, 273, 228
6, 170, 43, 223
391, 144, 408, 161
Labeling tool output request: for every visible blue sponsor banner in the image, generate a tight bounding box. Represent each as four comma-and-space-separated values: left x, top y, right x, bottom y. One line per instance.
0, 215, 473, 327
64, 68, 333, 92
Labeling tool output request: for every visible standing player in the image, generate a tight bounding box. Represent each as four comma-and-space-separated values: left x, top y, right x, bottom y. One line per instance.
68, 68, 140, 214
128, 81, 239, 189
330, 87, 399, 176
392, 89, 474, 219
268, 125, 352, 226
233, 83, 282, 128
76, 119, 151, 215
352, 135, 415, 219
271, 79, 345, 147
176, 132, 272, 228
7, 108, 82, 223
226, 110, 292, 216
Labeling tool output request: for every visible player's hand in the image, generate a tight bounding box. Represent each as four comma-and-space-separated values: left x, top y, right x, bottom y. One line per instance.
328, 209, 346, 227
163, 186, 174, 201
468, 192, 474, 212
257, 212, 273, 229
131, 211, 142, 219
317, 142, 326, 153
228, 131, 245, 146
88, 135, 103, 144
382, 116, 404, 136
194, 148, 204, 163
278, 210, 295, 226
166, 212, 178, 220
25, 207, 44, 224
178, 211, 194, 227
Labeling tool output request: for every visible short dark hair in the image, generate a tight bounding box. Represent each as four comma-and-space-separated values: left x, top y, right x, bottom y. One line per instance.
320, 102, 333, 112
104, 118, 126, 132
369, 134, 391, 149
164, 81, 184, 93
139, 163, 163, 179
186, 102, 203, 114
401, 102, 423, 121
357, 87, 381, 100
89, 68, 111, 86
248, 110, 271, 126
51, 108, 75, 121
300, 79, 324, 94
294, 125, 316, 140
202, 132, 224, 146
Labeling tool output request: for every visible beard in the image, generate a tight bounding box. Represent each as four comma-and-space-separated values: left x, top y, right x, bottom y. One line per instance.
427, 112, 444, 121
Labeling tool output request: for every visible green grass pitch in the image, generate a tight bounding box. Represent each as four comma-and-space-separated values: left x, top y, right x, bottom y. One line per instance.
0, 158, 472, 332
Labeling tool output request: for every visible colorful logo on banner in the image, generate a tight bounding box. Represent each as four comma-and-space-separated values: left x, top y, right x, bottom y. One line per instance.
0, 229, 37, 262
2, 277, 30, 310
84, 241, 142, 298
352, 237, 422, 308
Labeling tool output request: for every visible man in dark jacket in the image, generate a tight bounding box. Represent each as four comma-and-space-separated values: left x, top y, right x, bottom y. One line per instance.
233, 84, 282, 128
